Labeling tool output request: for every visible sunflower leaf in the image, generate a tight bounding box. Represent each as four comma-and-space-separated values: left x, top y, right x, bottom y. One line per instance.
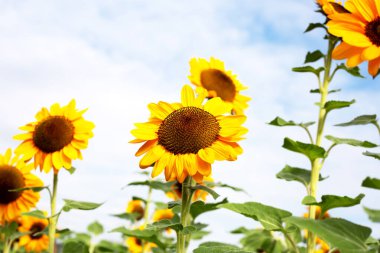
304, 50, 324, 63
194, 242, 250, 253
303, 194, 365, 215
8, 185, 49, 193
111, 212, 140, 221
336, 63, 364, 78
335, 115, 378, 127
324, 100, 355, 113
310, 88, 341, 94
363, 207, 380, 222
190, 198, 228, 220
147, 214, 182, 232
284, 217, 372, 252
362, 177, 380, 190
22, 210, 47, 219
94, 240, 127, 253
63, 239, 89, 253
325, 135, 378, 148
87, 221, 104, 235
304, 23, 326, 33
276, 165, 326, 188
292, 66, 324, 77
282, 137, 326, 162
192, 185, 220, 200
110, 227, 165, 249
128, 180, 174, 193
205, 182, 246, 193
363, 151, 380, 160
219, 202, 292, 231
62, 199, 103, 212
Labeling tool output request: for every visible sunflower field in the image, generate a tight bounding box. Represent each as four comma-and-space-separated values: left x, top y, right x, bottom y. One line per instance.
1, 0, 380, 253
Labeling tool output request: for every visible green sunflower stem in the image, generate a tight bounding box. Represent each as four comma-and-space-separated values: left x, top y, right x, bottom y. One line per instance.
306, 36, 335, 253
48, 172, 59, 253
176, 176, 195, 253
143, 184, 153, 227
3, 239, 11, 253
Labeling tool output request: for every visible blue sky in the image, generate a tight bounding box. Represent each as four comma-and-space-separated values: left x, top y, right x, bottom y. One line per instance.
1, 0, 380, 247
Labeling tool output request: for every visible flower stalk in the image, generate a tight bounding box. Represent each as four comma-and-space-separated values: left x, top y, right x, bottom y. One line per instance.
307, 36, 337, 253
176, 176, 195, 253
48, 172, 59, 253
143, 184, 153, 227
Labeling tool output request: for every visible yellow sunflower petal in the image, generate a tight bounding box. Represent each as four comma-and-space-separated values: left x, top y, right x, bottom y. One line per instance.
181, 85, 195, 106
368, 57, 380, 77
135, 140, 158, 156
152, 152, 170, 178
139, 145, 165, 169
198, 148, 215, 164
52, 152, 63, 170
204, 97, 232, 115
362, 45, 380, 61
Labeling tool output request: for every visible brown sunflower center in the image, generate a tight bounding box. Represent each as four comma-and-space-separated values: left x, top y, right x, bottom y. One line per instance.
158, 107, 220, 155
0, 165, 25, 204
132, 205, 145, 221
200, 69, 236, 102
33, 116, 74, 153
30, 222, 46, 239
136, 238, 142, 246
365, 17, 380, 46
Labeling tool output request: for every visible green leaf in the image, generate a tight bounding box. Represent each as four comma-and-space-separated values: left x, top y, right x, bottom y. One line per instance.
268, 117, 315, 128
192, 185, 219, 200
62, 199, 103, 212
219, 202, 292, 231
310, 88, 341, 94
67, 167, 76, 175
282, 138, 326, 162
147, 214, 182, 232
87, 221, 104, 235
335, 115, 377, 127
325, 135, 378, 148
276, 165, 325, 188
194, 242, 250, 253
94, 240, 127, 253
205, 182, 245, 193
110, 227, 165, 249
363, 151, 380, 160
8, 185, 49, 193
304, 194, 365, 214
183, 223, 208, 235
22, 210, 47, 219
285, 217, 371, 252
128, 180, 174, 193
302, 195, 317, 205
336, 63, 364, 78
305, 50, 324, 63
304, 23, 326, 33
63, 239, 89, 253
292, 66, 324, 77
190, 198, 228, 220
362, 177, 380, 190
111, 212, 140, 221
363, 207, 380, 222
324, 100, 355, 113
190, 230, 211, 240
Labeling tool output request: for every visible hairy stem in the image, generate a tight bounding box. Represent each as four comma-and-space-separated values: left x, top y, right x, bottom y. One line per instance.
307, 36, 336, 253
176, 177, 195, 253
143, 184, 153, 227
48, 172, 59, 253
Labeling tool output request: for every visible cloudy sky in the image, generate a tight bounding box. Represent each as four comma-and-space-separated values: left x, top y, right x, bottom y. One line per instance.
1, 0, 380, 248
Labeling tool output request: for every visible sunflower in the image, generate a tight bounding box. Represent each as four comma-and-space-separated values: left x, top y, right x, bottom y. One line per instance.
126, 200, 145, 221
14, 99, 95, 173
18, 215, 49, 253
152, 209, 174, 222
188, 57, 250, 115
0, 149, 43, 223
316, 0, 346, 16
131, 85, 247, 183
166, 176, 213, 201
126, 237, 157, 253
327, 0, 380, 77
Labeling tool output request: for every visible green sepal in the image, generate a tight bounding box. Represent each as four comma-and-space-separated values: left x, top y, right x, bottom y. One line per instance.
304, 23, 326, 33
335, 63, 364, 78
192, 185, 220, 200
